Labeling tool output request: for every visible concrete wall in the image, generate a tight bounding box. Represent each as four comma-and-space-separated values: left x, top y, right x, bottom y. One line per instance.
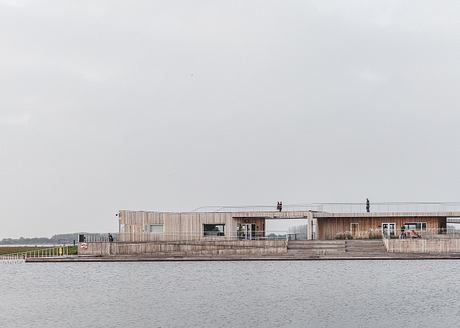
384, 238, 460, 254
79, 240, 288, 257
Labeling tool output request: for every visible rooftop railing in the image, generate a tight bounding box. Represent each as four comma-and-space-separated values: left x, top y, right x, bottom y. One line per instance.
192, 202, 460, 214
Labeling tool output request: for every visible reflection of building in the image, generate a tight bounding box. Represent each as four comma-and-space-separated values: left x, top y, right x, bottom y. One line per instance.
118, 209, 458, 241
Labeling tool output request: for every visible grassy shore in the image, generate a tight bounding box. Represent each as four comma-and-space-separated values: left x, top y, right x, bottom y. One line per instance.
0, 246, 78, 255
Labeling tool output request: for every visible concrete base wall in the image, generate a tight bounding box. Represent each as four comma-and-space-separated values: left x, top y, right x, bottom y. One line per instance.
79, 240, 288, 257
384, 238, 460, 253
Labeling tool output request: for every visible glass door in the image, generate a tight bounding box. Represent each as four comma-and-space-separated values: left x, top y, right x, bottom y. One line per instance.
237, 224, 256, 240
382, 223, 396, 237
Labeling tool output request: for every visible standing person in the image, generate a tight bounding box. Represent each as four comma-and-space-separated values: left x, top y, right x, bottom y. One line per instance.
400, 226, 406, 239
108, 233, 114, 243
276, 201, 283, 212
366, 198, 370, 213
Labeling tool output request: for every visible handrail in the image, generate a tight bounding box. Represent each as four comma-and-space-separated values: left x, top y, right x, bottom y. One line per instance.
0, 245, 71, 263
83, 231, 297, 242
82, 228, 460, 243
190, 202, 460, 213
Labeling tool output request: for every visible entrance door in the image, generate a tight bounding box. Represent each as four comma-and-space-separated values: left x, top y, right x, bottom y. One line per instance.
237, 224, 256, 240
351, 223, 359, 237
382, 223, 396, 237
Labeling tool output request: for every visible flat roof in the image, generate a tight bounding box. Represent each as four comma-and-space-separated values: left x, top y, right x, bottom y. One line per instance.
312, 212, 460, 218
119, 209, 460, 219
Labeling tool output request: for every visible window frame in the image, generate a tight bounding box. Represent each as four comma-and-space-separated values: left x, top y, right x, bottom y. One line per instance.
203, 224, 225, 237
403, 222, 427, 232
144, 224, 164, 234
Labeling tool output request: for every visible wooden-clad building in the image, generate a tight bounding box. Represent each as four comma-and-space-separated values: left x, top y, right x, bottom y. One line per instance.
118, 210, 314, 241
118, 209, 456, 241
314, 212, 449, 240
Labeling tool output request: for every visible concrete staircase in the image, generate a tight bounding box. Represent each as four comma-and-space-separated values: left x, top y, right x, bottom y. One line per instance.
344, 240, 388, 256
287, 240, 346, 257
287, 240, 390, 258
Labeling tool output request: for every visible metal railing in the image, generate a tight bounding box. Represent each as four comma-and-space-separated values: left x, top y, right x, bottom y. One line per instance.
382, 228, 460, 240
82, 231, 304, 243
79, 228, 460, 244
383, 229, 460, 254
0, 246, 72, 263
81, 234, 118, 243
324, 228, 460, 240
192, 202, 460, 214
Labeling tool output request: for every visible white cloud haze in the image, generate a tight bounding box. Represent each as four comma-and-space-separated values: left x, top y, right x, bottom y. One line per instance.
0, 0, 459, 238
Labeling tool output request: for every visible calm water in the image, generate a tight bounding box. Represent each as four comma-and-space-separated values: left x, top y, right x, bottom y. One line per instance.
1, 261, 459, 328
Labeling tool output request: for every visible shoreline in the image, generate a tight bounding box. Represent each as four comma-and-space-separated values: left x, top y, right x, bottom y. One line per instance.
25, 254, 460, 262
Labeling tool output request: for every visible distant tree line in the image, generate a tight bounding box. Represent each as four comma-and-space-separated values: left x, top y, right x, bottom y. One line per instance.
1, 233, 91, 245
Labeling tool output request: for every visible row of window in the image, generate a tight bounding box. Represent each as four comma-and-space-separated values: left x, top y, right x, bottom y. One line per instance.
142, 224, 226, 236
141, 222, 430, 235
403, 222, 427, 231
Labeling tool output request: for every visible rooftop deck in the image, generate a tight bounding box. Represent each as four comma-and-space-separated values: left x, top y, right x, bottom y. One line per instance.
313, 212, 460, 218
190, 202, 460, 218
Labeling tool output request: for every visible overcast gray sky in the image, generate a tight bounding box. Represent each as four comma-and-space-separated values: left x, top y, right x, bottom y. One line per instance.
0, 0, 459, 238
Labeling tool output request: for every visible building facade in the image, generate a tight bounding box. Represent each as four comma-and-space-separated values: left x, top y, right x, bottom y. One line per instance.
118, 209, 454, 241
118, 210, 315, 241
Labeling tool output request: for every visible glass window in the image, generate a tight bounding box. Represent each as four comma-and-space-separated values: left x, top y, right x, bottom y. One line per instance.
149, 224, 164, 233
203, 224, 225, 237
404, 222, 427, 231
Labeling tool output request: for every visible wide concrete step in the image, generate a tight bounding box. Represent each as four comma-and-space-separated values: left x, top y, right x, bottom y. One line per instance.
288, 240, 385, 245
349, 247, 386, 250
288, 245, 346, 250
288, 241, 345, 249
289, 241, 345, 245
287, 240, 389, 256
289, 250, 347, 255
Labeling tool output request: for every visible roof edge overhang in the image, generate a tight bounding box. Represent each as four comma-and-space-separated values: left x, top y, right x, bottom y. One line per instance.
313, 212, 460, 218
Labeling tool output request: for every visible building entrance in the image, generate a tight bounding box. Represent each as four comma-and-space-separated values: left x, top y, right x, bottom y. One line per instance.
382, 223, 396, 237
351, 223, 359, 237
237, 223, 256, 240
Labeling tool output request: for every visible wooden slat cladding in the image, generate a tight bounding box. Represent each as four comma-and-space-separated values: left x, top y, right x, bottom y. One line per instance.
119, 210, 448, 241
120, 211, 165, 225
318, 216, 447, 240
385, 239, 460, 253
118, 210, 312, 241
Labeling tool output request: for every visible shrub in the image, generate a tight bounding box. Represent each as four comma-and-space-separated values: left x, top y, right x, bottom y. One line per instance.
335, 232, 353, 240
368, 230, 383, 239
